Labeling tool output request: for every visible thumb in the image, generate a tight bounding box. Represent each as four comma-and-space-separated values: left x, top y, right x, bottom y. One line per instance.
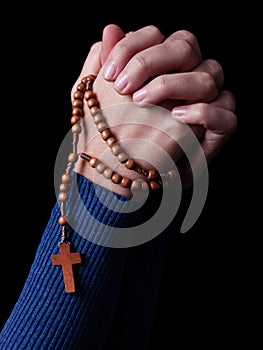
101, 24, 125, 64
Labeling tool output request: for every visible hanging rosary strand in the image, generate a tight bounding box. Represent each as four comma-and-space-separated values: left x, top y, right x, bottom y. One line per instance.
52, 74, 177, 293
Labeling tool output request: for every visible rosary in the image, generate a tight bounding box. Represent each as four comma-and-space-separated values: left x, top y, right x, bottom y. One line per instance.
52, 74, 177, 293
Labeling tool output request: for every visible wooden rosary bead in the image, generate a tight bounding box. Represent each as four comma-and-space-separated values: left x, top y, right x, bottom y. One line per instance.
117, 152, 129, 163
111, 144, 122, 156
89, 157, 98, 168
131, 179, 149, 192
58, 192, 68, 202
58, 215, 68, 226
95, 162, 107, 174
103, 167, 113, 179
149, 181, 160, 191
71, 115, 81, 125
59, 183, 69, 192
87, 98, 99, 108
147, 169, 159, 180
125, 159, 136, 170
72, 107, 83, 116
84, 90, 94, 100
101, 129, 111, 140
121, 177, 132, 188
72, 99, 83, 108
90, 106, 100, 116
106, 137, 117, 147
61, 174, 72, 183
73, 91, 84, 100
68, 153, 78, 163
72, 124, 82, 134
77, 82, 86, 92
111, 172, 122, 184
96, 122, 108, 132
93, 113, 105, 124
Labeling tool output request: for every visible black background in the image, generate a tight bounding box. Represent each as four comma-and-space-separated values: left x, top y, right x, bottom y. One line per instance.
1, 3, 257, 348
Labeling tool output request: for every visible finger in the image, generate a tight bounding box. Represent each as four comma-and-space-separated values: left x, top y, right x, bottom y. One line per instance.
113, 31, 202, 95
133, 71, 219, 104
102, 25, 165, 81
71, 42, 102, 98
210, 90, 236, 111
101, 24, 125, 65
192, 59, 224, 90
164, 29, 202, 62
171, 102, 238, 160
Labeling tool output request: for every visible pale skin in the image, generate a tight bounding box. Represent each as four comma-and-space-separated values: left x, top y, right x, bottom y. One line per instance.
73, 24, 237, 198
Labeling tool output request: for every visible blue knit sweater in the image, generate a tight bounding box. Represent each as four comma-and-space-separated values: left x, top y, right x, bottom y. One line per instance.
0, 172, 179, 350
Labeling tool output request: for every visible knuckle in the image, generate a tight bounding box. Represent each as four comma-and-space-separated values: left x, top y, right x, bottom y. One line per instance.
220, 90, 236, 111
204, 59, 223, 75
89, 41, 101, 54
175, 30, 198, 46
132, 52, 151, 72
197, 72, 217, 96
203, 59, 224, 86
143, 25, 163, 39
169, 39, 194, 68
196, 102, 210, 119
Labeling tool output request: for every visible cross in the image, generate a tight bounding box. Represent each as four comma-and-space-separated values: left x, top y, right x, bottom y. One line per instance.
52, 243, 81, 293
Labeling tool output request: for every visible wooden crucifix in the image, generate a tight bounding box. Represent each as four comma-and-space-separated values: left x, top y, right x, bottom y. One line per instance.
52, 243, 81, 293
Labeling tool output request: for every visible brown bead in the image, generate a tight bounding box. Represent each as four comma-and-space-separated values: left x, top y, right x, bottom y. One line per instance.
87, 98, 99, 108
73, 91, 84, 100
111, 145, 121, 156
77, 82, 86, 92
58, 215, 68, 226
61, 173, 72, 183
121, 177, 132, 188
89, 157, 98, 168
101, 129, 111, 140
90, 106, 100, 116
72, 124, 82, 134
58, 192, 68, 202
97, 122, 108, 132
117, 152, 128, 163
86, 74, 96, 82
149, 181, 160, 191
96, 162, 106, 174
106, 137, 117, 147
68, 152, 79, 163
131, 179, 145, 191
125, 159, 136, 170
72, 99, 83, 108
84, 90, 95, 100
59, 183, 69, 192
72, 107, 83, 116
71, 115, 81, 125
147, 169, 159, 180
103, 167, 113, 179
111, 172, 122, 184
93, 113, 104, 124
81, 76, 89, 84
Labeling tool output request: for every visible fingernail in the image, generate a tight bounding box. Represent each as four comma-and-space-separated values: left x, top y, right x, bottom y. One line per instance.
114, 72, 128, 91
133, 88, 147, 102
103, 61, 117, 80
172, 108, 186, 117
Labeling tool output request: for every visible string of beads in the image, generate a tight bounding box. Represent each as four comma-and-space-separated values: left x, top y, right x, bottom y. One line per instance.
57, 74, 177, 241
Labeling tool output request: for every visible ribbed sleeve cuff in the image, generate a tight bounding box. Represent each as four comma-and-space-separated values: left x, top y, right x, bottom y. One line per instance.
0, 173, 137, 350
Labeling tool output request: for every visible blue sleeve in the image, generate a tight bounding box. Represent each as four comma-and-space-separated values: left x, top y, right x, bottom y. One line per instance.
0, 172, 181, 350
